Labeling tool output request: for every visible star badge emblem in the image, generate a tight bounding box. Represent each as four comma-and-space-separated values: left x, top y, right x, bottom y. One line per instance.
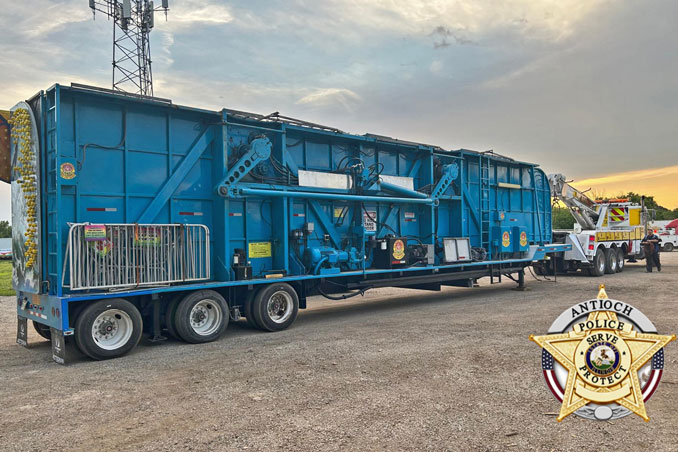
530, 285, 675, 422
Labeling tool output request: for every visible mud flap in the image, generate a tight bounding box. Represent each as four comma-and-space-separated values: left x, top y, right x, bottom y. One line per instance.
16, 316, 28, 347
50, 328, 66, 365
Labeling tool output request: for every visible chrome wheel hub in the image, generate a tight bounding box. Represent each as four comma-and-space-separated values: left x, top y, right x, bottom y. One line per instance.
267, 291, 293, 324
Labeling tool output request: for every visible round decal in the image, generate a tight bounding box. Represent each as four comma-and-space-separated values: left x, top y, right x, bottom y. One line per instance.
520, 231, 528, 247
502, 231, 510, 248
60, 162, 75, 180
392, 239, 405, 260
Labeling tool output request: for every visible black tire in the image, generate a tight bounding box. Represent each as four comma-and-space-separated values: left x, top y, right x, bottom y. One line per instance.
243, 289, 260, 329
33, 321, 51, 341
174, 290, 229, 344
604, 248, 617, 274
251, 283, 299, 332
664, 243, 674, 252
591, 247, 606, 277
74, 299, 143, 360
615, 248, 625, 273
164, 295, 182, 339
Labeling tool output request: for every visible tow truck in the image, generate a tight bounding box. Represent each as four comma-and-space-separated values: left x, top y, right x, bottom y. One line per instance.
535, 174, 647, 276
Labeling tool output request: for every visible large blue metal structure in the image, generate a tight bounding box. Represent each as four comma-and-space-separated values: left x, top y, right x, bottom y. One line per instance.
10, 84, 568, 362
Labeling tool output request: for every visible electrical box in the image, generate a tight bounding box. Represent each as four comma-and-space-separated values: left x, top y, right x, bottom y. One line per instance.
513, 226, 529, 253
373, 237, 408, 268
443, 238, 471, 263
493, 227, 513, 253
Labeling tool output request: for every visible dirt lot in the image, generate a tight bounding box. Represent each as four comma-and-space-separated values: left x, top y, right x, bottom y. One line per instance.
1, 254, 677, 451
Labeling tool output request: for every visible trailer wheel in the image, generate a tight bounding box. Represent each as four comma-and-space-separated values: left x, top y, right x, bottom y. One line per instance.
74, 299, 143, 360
591, 248, 606, 277
664, 243, 674, 252
251, 283, 299, 332
164, 295, 181, 339
604, 248, 617, 274
615, 248, 625, 273
174, 290, 229, 344
33, 321, 51, 341
243, 289, 260, 330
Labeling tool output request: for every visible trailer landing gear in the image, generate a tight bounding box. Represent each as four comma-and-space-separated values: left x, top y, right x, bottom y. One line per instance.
511, 269, 527, 291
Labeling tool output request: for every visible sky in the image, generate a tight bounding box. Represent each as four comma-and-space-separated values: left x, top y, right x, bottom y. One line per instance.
1, 0, 677, 222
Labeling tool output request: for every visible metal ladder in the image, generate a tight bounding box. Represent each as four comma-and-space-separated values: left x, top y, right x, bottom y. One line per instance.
44, 90, 60, 295
480, 155, 491, 258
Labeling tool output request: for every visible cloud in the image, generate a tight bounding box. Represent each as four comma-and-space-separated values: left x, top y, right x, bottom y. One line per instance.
168, 1, 233, 28
432, 26, 475, 48
571, 166, 678, 209
575, 166, 678, 187
19, 2, 91, 38
296, 88, 362, 112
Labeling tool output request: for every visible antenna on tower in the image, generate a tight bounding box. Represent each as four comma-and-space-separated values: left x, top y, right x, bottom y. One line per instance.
89, 1, 169, 97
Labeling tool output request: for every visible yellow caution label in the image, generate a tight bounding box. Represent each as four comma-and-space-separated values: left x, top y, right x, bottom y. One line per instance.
334, 207, 343, 218
248, 242, 272, 258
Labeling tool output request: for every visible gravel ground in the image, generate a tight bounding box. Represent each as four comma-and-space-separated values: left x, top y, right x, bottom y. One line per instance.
1, 254, 677, 451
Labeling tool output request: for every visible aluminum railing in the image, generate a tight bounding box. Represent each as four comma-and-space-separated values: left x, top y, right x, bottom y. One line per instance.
64, 223, 210, 291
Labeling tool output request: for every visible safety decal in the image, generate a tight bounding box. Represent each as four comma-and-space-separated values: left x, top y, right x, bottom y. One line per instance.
249, 242, 272, 258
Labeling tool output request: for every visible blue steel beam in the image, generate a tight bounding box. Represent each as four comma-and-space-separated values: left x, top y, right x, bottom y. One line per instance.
376, 179, 429, 199
138, 126, 215, 223
235, 187, 437, 205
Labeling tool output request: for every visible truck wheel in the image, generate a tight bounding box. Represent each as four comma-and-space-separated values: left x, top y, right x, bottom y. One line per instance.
591, 248, 606, 277
164, 295, 181, 339
174, 290, 229, 344
615, 248, 625, 273
604, 248, 617, 274
664, 243, 674, 252
33, 321, 51, 341
251, 283, 299, 332
74, 299, 143, 360
243, 289, 260, 329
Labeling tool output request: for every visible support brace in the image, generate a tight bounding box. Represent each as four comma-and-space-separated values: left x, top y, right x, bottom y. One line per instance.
218, 137, 272, 197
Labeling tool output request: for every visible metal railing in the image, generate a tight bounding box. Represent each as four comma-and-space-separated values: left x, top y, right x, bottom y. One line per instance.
64, 223, 210, 291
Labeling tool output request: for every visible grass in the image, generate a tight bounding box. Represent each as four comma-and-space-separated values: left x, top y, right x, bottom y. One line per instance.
0, 260, 14, 296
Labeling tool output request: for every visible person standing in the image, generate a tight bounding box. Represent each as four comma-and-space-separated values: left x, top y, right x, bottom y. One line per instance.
641, 232, 662, 272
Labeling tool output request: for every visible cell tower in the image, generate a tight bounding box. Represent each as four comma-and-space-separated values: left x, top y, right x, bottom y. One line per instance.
89, 1, 169, 97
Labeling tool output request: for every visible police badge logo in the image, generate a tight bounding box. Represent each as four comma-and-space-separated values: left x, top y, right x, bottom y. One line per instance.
530, 285, 675, 422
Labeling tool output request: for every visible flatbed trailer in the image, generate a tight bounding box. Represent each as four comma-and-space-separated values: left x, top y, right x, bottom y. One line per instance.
7, 84, 569, 363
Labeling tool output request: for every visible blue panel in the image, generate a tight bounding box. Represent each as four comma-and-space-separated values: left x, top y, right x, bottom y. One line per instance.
306, 141, 330, 170
128, 151, 168, 193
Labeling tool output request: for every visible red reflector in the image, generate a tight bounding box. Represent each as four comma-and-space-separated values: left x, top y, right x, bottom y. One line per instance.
589, 236, 595, 241
588, 244, 595, 250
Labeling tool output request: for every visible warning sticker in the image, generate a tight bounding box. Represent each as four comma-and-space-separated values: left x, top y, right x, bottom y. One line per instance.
84, 225, 107, 242
249, 242, 272, 258
363, 211, 377, 232
334, 207, 344, 218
